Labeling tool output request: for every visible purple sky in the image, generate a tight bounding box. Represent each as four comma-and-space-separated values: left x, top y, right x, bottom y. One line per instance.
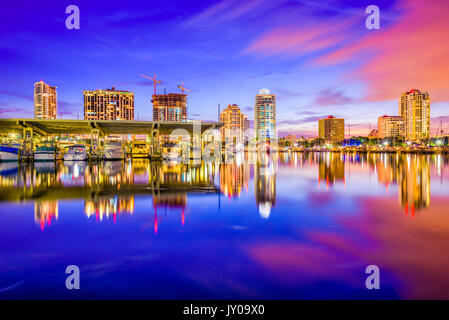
0, 0, 448, 137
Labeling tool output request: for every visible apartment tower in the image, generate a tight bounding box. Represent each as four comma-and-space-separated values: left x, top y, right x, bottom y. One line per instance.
220, 104, 249, 142
318, 116, 345, 142
83, 87, 134, 120
399, 89, 430, 141
377, 115, 404, 139
34, 81, 57, 119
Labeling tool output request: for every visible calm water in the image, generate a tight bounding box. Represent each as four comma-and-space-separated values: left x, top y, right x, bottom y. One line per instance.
1, 152, 449, 299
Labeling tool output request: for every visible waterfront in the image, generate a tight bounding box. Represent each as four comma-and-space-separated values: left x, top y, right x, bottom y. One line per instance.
1, 152, 449, 299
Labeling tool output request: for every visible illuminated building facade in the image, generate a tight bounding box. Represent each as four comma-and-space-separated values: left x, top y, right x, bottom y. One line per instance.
152, 93, 187, 122
318, 115, 345, 142
83, 87, 134, 120
399, 89, 430, 141
34, 81, 57, 119
377, 115, 404, 139
255, 89, 276, 141
220, 104, 249, 142
286, 134, 296, 143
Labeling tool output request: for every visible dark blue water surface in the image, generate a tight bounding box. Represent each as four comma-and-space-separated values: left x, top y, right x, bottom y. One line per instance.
1, 152, 449, 299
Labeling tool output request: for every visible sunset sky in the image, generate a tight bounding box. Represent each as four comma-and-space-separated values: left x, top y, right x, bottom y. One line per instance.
0, 0, 448, 137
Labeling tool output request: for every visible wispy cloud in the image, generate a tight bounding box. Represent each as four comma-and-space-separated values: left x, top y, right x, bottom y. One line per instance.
311, 88, 355, 106
244, 17, 357, 58
278, 115, 322, 126
0, 90, 33, 101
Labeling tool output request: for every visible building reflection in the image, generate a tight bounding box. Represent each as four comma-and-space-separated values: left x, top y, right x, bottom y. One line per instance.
398, 155, 430, 215
0, 152, 442, 227
34, 200, 58, 230
85, 195, 135, 222
374, 153, 431, 214
219, 160, 249, 198
318, 153, 345, 188
0, 160, 218, 229
255, 153, 276, 218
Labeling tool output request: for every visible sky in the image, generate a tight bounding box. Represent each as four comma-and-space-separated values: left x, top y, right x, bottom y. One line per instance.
0, 0, 448, 137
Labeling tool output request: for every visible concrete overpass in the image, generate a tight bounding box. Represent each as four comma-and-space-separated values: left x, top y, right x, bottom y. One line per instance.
0, 118, 223, 157
0, 118, 223, 136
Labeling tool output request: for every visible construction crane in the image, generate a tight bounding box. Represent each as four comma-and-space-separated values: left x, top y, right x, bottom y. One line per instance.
437, 120, 444, 138
139, 73, 162, 95
177, 82, 191, 94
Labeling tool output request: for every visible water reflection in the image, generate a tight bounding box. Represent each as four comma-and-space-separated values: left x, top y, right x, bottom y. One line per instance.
2, 152, 449, 299
318, 153, 345, 188
255, 153, 276, 218
34, 200, 58, 230
0, 153, 447, 227
85, 195, 134, 222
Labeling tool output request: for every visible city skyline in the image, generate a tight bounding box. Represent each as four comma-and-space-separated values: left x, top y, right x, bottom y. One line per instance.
1, 0, 449, 137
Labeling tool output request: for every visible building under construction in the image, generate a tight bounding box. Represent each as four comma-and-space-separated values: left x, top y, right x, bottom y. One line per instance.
152, 93, 187, 122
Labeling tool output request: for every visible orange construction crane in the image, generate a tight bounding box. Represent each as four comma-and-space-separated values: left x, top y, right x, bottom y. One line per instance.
140, 73, 162, 95
177, 82, 191, 94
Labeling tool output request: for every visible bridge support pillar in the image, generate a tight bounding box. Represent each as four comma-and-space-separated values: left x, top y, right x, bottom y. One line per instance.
22, 127, 33, 159
90, 128, 101, 159
151, 129, 160, 156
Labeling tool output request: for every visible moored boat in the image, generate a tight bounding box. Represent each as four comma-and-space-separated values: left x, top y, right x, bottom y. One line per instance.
34, 142, 56, 161
0, 145, 20, 161
63, 145, 88, 161
129, 141, 149, 158
103, 141, 125, 160
162, 142, 182, 162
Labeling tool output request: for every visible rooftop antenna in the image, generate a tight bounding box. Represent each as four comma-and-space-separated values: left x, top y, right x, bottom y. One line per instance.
218, 103, 220, 122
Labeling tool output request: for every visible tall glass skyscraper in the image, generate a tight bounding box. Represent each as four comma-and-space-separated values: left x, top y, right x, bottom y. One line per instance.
254, 89, 276, 142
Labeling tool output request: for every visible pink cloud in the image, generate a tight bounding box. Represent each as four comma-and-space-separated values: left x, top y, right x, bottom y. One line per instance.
245, 17, 357, 58
315, 0, 449, 102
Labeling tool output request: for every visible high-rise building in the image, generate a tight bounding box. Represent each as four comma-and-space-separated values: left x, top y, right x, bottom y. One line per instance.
34, 81, 57, 119
377, 115, 404, 139
399, 89, 430, 141
255, 89, 276, 141
152, 93, 187, 122
220, 104, 249, 142
286, 134, 296, 143
84, 87, 134, 120
318, 115, 345, 142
